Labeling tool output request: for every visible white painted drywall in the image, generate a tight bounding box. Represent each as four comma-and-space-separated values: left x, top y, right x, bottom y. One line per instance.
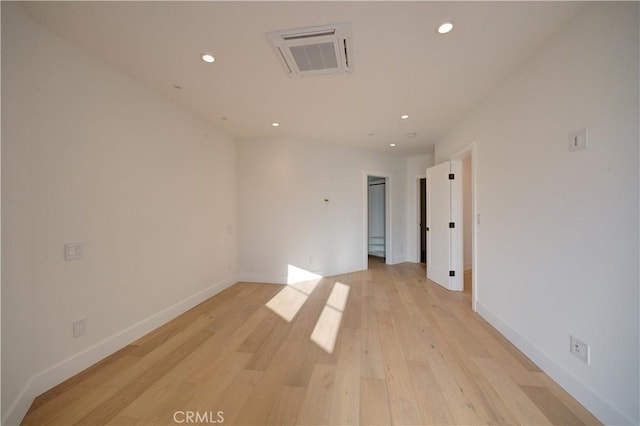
1, 4, 238, 423
237, 138, 406, 283
405, 153, 435, 263
462, 155, 472, 271
434, 3, 639, 424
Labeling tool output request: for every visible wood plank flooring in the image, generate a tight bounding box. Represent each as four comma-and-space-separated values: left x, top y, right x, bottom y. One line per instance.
22, 260, 600, 425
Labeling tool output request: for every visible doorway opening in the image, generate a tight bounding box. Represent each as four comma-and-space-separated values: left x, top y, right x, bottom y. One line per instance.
462, 154, 473, 297
365, 174, 391, 269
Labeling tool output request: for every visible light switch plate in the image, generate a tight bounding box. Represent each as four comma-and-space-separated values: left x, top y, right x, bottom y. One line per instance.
569, 128, 588, 152
65, 243, 82, 260
73, 318, 85, 338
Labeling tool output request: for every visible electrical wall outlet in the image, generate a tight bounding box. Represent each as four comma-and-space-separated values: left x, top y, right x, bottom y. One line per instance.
73, 319, 85, 338
570, 335, 589, 364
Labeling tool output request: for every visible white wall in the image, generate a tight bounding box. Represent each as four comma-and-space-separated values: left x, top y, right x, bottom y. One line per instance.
406, 153, 435, 263
237, 138, 406, 283
434, 3, 639, 424
462, 155, 472, 271
1, 4, 238, 423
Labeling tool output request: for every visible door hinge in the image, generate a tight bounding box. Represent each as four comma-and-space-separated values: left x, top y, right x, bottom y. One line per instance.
449, 270, 456, 277
449, 222, 455, 228
449, 173, 455, 180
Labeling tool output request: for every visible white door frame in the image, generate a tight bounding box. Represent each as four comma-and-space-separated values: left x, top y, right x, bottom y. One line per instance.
363, 172, 392, 268
450, 141, 478, 312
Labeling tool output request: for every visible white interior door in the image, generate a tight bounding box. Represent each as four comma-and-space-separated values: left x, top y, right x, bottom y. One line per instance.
426, 161, 463, 291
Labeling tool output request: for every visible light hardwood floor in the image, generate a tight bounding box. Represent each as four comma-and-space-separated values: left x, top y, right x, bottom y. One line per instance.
22, 260, 600, 425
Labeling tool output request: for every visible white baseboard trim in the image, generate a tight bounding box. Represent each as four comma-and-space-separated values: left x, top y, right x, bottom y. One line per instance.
2, 276, 237, 426
237, 273, 288, 284
238, 265, 366, 286
476, 302, 634, 426
387, 256, 407, 265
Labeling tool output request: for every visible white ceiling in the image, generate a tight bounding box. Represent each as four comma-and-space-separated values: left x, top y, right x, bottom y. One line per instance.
23, 1, 585, 157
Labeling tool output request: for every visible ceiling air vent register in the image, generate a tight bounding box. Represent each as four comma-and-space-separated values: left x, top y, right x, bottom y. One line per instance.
267, 23, 353, 77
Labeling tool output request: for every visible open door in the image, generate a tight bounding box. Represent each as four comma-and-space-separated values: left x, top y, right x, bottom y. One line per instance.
426, 160, 463, 291
420, 178, 426, 263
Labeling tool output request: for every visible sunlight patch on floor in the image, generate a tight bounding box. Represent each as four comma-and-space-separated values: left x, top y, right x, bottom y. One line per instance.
310, 282, 350, 354
266, 286, 310, 322
265, 264, 322, 322
326, 281, 349, 311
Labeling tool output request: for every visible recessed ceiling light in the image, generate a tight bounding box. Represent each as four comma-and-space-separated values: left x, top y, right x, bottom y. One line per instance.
400, 114, 409, 120
407, 132, 417, 137
389, 143, 396, 147
367, 133, 375, 136
438, 22, 453, 34
173, 84, 182, 90
271, 122, 280, 127
201, 54, 215, 63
